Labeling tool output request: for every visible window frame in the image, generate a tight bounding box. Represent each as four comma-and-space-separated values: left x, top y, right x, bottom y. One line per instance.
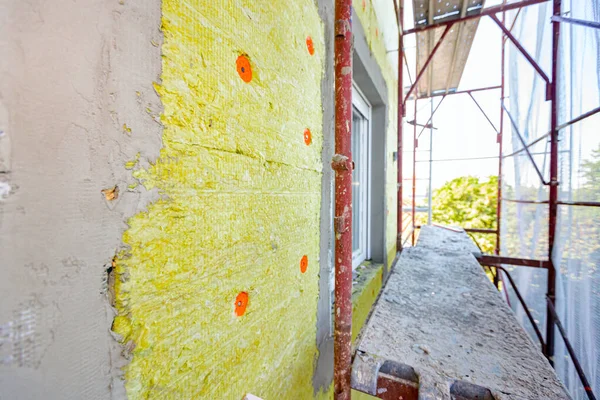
351, 83, 372, 269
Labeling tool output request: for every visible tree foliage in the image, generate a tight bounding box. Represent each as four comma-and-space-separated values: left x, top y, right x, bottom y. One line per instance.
419, 144, 600, 255
420, 176, 498, 253
581, 143, 600, 200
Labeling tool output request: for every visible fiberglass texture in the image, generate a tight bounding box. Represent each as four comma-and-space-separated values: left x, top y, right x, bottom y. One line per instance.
113, 1, 324, 398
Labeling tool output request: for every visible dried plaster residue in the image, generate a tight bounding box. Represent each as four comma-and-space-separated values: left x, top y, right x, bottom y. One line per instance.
112, 1, 326, 398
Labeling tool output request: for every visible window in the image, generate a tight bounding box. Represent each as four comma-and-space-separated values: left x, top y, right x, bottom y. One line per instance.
351, 84, 371, 269
328, 77, 385, 334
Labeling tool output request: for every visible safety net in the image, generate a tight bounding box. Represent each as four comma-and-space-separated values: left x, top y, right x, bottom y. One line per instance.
501, 1, 600, 398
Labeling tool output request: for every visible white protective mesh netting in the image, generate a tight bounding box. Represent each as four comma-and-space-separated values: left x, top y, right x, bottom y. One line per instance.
501, 1, 600, 398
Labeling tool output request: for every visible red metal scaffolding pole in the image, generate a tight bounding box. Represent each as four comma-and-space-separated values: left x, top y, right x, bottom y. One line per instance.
417, 96, 446, 139
490, 14, 552, 100
397, 0, 405, 251
551, 15, 600, 30
332, 0, 353, 396
546, 0, 561, 367
412, 99, 417, 246
495, 1, 506, 288
468, 92, 499, 135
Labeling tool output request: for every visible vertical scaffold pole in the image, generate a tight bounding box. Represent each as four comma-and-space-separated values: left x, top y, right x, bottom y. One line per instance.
332, 0, 353, 397
546, 0, 561, 366
397, 0, 405, 251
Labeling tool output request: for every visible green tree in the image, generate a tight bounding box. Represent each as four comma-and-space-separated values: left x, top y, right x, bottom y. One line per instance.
580, 143, 600, 200
420, 176, 498, 253
571, 143, 600, 262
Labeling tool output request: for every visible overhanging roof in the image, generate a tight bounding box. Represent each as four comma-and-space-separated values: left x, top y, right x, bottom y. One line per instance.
413, 0, 486, 98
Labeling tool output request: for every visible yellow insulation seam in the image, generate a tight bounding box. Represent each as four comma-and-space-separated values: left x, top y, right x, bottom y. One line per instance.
113, 1, 325, 398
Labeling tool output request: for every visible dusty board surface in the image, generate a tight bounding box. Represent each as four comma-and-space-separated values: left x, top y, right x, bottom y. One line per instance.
352, 225, 570, 399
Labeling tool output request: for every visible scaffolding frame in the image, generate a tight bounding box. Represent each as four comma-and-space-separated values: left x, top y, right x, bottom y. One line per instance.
331, 0, 600, 398
395, 0, 597, 399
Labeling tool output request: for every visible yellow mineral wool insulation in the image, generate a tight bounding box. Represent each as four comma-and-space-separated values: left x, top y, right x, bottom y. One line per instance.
113, 0, 325, 398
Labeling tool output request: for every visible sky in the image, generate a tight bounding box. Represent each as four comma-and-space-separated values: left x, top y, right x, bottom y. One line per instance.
399, 0, 505, 196
370, 0, 507, 202
409, 14, 503, 192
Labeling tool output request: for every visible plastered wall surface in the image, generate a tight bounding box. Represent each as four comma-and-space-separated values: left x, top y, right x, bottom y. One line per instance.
0, 1, 163, 399
0, 0, 398, 398
313, 0, 336, 393
353, 0, 399, 269
112, 1, 328, 398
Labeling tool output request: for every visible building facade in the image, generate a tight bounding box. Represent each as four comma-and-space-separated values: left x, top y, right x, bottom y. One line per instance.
0, 0, 398, 398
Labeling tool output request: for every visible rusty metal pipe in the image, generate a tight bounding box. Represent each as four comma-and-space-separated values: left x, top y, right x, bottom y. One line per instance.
475, 254, 551, 269
503, 131, 550, 158
332, 0, 353, 397
557, 105, 600, 130
411, 99, 417, 246
468, 92, 499, 135
503, 105, 600, 158
507, 8, 523, 36
558, 200, 600, 207
404, 53, 413, 87
546, 297, 597, 400
397, 0, 405, 251
551, 15, 600, 30
493, 265, 546, 351
496, 0, 506, 262
417, 95, 445, 139
490, 14, 552, 99
502, 104, 548, 185
464, 228, 497, 234
546, 0, 561, 367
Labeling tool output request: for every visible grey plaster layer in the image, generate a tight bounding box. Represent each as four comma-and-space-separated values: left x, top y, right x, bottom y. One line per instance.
353, 225, 570, 399
0, 1, 163, 399
352, 9, 389, 271
352, 7, 387, 108
314, 0, 336, 393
